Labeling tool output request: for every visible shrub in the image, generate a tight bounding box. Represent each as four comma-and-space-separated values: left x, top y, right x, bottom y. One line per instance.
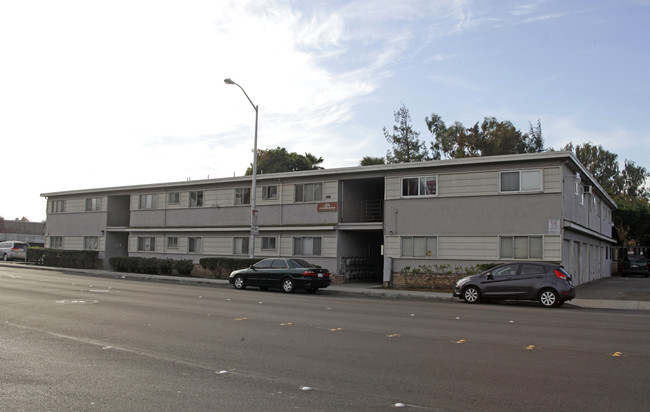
32, 249, 99, 269
199, 257, 258, 279
174, 259, 195, 276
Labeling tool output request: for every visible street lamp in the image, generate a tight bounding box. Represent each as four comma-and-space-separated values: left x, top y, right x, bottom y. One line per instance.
224, 78, 259, 259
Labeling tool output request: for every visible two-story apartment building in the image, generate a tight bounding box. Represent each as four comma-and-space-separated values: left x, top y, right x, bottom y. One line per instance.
41, 151, 617, 286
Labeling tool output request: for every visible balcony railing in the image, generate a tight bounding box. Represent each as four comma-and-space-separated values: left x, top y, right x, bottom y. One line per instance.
340, 200, 383, 223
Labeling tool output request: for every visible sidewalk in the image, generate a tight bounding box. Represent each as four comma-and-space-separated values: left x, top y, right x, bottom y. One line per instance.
2, 262, 649, 311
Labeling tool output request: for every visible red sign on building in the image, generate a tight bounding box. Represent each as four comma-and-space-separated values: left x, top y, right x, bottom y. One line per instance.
318, 202, 338, 212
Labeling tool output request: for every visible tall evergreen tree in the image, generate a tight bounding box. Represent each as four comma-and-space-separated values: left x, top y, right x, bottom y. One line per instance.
384, 104, 429, 163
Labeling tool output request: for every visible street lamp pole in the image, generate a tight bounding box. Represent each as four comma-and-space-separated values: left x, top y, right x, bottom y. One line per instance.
224, 78, 258, 259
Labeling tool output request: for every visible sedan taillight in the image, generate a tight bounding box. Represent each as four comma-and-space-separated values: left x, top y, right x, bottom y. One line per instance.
303, 271, 329, 277
554, 269, 567, 280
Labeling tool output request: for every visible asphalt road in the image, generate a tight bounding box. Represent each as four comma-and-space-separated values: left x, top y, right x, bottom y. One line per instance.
2, 267, 649, 411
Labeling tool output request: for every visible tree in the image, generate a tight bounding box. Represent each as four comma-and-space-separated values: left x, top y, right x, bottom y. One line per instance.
562, 142, 623, 196
245, 147, 324, 175
622, 160, 649, 199
384, 104, 429, 163
360, 156, 385, 166
427, 113, 545, 159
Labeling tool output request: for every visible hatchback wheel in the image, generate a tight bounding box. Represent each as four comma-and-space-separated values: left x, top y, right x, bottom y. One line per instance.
462, 286, 480, 304
539, 289, 559, 307
282, 278, 295, 293
233, 275, 246, 290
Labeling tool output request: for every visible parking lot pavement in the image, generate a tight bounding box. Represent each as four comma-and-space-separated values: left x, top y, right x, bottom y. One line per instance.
575, 275, 650, 301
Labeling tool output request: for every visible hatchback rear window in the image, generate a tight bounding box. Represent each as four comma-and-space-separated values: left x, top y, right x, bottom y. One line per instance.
627, 255, 647, 264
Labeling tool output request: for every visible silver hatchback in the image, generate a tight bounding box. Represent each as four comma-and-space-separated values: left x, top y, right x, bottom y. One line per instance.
0, 241, 30, 261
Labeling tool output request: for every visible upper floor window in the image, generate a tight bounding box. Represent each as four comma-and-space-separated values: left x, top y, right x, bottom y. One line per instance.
139, 194, 157, 209
85, 197, 101, 211
189, 191, 203, 207
262, 185, 278, 200
168, 192, 180, 205
84, 236, 99, 250
295, 183, 323, 202
500, 170, 542, 193
51, 200, 65, 213
235, 188, 251, 205
402, 176, 437, 197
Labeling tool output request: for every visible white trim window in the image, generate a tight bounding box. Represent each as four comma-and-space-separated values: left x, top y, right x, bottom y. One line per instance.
189, 191, 203, 207
167, 237, 179, 249
138, 194, 157, 209
233, 237, 249, 255
85, 197, 101, 211
262, 185, 278, 200
168, 192, 180, 205
50, 236, 63, 249
51, 200, 65, 213
235, 188, 251, 205
137, 236, 156, 252
295, 183, 323, 202
402, 176, 437, 197
188, 237, 202, 253
84, 236, 99, 250
500, 236, 543, 259
261, 236, 277, 251
500, 169, 542, 193
293, 237, 322, 256
401, 236, 438, 257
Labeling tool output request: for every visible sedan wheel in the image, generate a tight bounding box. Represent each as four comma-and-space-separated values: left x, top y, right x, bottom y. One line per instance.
539, 289, 559, 307
281, 278, 295, 293
463, 286, 480, 304
233, 275, 246, 290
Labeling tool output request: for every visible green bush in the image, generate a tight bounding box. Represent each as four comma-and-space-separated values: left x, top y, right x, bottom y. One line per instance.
174, 259, 195, 276
29, 248, 99, 269
108, 256, 196, 276
199, 257, 258, 279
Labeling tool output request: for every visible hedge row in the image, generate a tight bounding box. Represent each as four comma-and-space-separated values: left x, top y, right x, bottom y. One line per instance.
27, 248, 99, 269
199, 257, 258, 279
109, 256, 195, 276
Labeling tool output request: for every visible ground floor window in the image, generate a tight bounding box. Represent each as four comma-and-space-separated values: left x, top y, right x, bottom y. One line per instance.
50, 236, 63, 249
293, 237, 321, 256
84, 236, 99, 250
137, 237, 156, 252
500, 236, 543, 259
188, 237, 202, 253
167, 237, 178, 249
401, 236, 437, 257
233, 237, 249, 255
261, 236, 277, 250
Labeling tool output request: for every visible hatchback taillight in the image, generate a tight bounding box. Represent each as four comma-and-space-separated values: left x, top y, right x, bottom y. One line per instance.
554, 269, 567, 280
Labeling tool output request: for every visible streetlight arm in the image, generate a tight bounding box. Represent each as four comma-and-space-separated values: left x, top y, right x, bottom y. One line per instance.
224, 78, 257, 113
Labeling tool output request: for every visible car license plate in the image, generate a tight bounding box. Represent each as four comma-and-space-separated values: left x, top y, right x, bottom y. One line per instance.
318, 273, 323, 277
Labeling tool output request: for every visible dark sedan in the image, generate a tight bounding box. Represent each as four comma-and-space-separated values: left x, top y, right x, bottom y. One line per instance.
620, 254, 649, 277
453, 262, 575, 307
229, 258, 331, 293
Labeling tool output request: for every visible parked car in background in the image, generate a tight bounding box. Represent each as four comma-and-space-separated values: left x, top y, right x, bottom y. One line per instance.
453, 262, 575, 307
0, 241, 30, 261
229, 258, 331, 293
620, 254, 649, 277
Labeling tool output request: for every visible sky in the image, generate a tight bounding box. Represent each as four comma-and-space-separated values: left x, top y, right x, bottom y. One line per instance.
1, 0, 648, 223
